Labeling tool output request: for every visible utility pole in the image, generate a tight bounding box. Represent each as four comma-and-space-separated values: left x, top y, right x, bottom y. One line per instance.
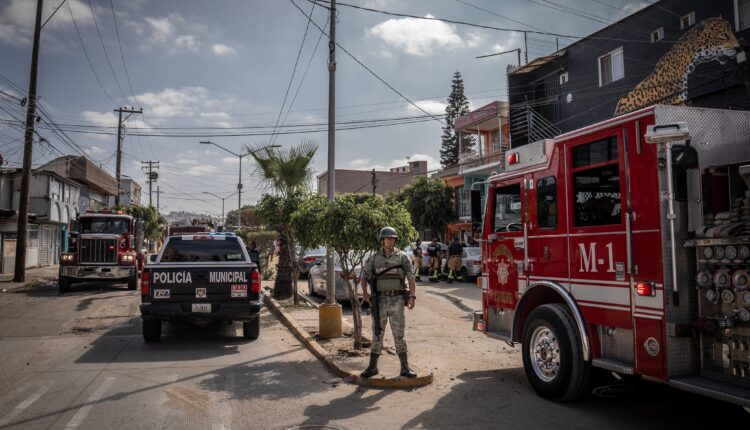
114, 107, 142, 206
13, 0, 43, 282
320, 0, 342, 339
141, 160, 159, 207
371, 168, 377, 195
524, 31, 528, 64
156, 185, 161, 213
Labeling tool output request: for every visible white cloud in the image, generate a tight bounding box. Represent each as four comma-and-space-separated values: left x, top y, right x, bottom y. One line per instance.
184, 165, 218, 176
211, 43, 237, 56
175, 35, 199, 51
176, 159, 198, 165
349, 158, 371, 167
0, 0, 93, 46
367, 14, 463, 56
409, 99, 447, 115
85, 146, 107, 156
221, 157, 239, 165
131, 86, 223, 118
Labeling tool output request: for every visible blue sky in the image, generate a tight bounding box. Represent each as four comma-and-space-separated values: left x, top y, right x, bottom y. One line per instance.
0, 0, 648, 216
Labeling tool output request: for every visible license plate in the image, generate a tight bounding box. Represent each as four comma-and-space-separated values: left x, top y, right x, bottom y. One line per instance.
191, 303, 211, 313
153, 289, 170, 299
231, 284, 247, 298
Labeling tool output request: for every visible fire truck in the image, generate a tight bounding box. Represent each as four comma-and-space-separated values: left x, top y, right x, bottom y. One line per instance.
471, 105, 750, 407
59, 210, 145, 293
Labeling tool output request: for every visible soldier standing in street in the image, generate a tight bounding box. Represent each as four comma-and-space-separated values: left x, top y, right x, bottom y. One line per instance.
446, 236, 464, 283
360, 227, 417, 378
427, 237, 441, 282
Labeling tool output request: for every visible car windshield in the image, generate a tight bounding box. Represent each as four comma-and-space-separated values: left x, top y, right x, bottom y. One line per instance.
160, 238, 246, 262
305, 246, 327, 256
79, 217, 130, 234
466, 247, 481, 257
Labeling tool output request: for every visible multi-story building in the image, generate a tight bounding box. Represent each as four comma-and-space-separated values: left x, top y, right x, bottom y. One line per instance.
119, 178, 142, 207
508, 0, 750, 146
317, 160, 428, 195
39, 156, 118, 213
0, 168, 80, 272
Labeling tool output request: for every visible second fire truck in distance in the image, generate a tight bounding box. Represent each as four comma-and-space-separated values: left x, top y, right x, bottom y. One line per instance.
59, 210, 144, 293
472, 105, 750, 407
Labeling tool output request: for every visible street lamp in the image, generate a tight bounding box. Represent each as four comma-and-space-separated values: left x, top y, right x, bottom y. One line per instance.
199, 141, 280, 228
202, 191, 238, 228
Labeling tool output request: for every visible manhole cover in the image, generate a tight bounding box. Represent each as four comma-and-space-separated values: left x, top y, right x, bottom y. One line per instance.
591, 383, 635, 398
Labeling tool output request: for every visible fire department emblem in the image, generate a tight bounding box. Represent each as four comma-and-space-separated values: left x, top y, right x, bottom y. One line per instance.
497, 261, 510, 285
491, 244, 514, 286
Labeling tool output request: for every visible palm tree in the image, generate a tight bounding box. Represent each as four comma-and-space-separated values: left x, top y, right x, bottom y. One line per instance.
247, 140, 317, 300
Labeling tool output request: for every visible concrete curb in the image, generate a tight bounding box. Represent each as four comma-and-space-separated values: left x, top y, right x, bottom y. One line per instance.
263, 294, 433, 389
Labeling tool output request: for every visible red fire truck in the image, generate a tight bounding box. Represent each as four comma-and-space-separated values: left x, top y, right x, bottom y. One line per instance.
472, 105, 750, 407
59, 210, 145, 293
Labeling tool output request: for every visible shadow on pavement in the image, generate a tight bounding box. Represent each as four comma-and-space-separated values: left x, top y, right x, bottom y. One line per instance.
400, 367, 746, 429
11, 280, 132, 298
75, 312, 278, 364
298, 386, 392, 428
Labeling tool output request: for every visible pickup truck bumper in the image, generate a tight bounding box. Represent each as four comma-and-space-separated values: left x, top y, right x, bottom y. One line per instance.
60, 265, 135, 280
140, 301, 262, 322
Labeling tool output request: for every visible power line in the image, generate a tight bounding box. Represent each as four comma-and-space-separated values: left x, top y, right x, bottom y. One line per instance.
87, 0, 128, 102
109, 0, 136, 97
307, 0, 679, 43
67, 1, 118, 105
290, 0, 446, 125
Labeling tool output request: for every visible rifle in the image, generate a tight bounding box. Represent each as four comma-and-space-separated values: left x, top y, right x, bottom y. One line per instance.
369, 264, 403, 339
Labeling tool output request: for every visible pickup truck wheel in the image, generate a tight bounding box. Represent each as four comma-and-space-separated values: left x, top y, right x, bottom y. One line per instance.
522, 303, 590, 402
58, 276, 72, 293
243, 318, 260, 340
142, 319, 162, 342
127, 274, 138, 290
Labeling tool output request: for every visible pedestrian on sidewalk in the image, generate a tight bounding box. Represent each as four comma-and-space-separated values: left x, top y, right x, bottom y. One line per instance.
446, 236, 463, 283
360, 226, 418, 379
426, 237, 441, 282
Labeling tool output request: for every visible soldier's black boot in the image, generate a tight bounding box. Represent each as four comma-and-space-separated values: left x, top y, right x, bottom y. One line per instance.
360, 353, 380, 378
398, 352, 417, 378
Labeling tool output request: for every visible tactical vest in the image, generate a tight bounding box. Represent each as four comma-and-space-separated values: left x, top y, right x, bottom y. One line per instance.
370, 250, 407, 292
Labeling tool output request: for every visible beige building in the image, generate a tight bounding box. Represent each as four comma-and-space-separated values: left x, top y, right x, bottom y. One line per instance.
317, 160, 427, 196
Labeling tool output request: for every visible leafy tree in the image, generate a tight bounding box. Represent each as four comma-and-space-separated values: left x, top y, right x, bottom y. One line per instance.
122, 205, 166, 251
440, 71, 473, 167
226, 205, 264, 227
395, 176, 454, 241
292, 193, 416, 349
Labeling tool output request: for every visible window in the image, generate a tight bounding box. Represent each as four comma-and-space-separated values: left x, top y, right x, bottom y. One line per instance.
492, 184, 522, 233
161, 238, 246, 263
571, 137, 621, 227
537, 176, 557, 229
50, 179, 60, 200
79, 218, 130, 234
559, 71, 569, 85
598, 47, 624, 86
491, 130, 501, 152
681, 11, 695, 29
651, 27, 664, 43
737, 0, 750, 31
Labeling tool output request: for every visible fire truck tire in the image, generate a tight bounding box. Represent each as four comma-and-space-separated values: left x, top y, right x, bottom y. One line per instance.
142, 319, 162, 342
243, 318, 260, 340
522, 303, 590, 402
127, 274, 138, 290
58, 276, 72, 293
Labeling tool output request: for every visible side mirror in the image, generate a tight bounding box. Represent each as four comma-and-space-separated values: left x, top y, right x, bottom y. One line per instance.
470, 189, 482, 225
149, 254, 157, 263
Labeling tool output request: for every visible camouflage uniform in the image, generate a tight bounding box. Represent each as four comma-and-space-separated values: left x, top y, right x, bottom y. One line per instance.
363, 248, 415, 355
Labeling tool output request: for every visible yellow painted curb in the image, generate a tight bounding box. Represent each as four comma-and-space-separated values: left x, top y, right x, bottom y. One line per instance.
263, 294, 433, 388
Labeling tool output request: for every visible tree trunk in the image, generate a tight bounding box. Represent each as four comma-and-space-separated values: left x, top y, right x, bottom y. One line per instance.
343, 265, 364, 350
273, 231, 293, 299
288, 231, 299, 305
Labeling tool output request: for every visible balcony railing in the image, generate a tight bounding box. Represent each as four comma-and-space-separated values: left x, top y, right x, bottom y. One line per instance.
509, 105, 561, 147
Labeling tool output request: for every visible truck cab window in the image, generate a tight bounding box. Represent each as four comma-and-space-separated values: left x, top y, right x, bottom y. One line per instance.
537, 176, 557, 229
492, 183, 522, 232
571, 137, 621, 227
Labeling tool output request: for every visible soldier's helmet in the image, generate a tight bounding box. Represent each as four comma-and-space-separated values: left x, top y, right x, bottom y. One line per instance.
379, 226, 398, 240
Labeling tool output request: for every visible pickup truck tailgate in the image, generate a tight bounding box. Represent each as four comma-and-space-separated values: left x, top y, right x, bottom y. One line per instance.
146, 264, 257, 302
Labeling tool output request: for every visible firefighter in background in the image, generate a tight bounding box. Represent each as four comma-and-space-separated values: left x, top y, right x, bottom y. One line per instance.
427, 237, 441, 282
446, 236, 463, 283
412, 238, 423, 282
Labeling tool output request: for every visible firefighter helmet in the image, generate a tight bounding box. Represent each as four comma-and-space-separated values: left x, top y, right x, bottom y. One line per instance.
379, 226, 398, 240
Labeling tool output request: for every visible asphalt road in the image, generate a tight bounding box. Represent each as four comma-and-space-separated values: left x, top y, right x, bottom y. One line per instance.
0, 278, 747, 430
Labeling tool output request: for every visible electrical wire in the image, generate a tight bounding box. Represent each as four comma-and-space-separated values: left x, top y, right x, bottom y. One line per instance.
87, 0, 128, 102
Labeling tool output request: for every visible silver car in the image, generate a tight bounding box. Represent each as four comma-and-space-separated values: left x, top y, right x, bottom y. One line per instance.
306, 254, 364, 304
461, 247, 482, 279
298, 246, 327, 279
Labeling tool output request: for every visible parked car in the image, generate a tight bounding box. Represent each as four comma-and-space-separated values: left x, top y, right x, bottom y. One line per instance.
298, 246, 327, 279
460, 247, 482, 280
307, 254, 364, 304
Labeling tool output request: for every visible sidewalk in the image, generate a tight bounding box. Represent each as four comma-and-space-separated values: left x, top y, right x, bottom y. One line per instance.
0, 265, 59, 291
263, 277, 497, 388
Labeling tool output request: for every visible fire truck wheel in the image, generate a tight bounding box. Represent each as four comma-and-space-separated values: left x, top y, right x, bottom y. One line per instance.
522, 303, 590, 402
58, 276, 72, 293
142, 319, 162, 342
243, 318, 260, 340
127, 274, 138, 290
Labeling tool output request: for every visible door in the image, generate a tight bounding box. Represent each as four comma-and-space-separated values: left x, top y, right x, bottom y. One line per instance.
485, 180, 527, 311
